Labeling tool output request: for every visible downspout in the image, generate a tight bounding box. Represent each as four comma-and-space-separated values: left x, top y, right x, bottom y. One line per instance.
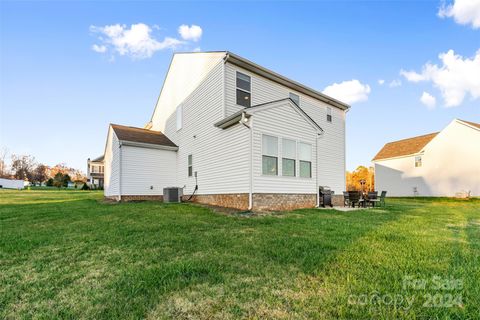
118, 142, 122, 201
239, 112, 253, 210
316, 133, 320, 207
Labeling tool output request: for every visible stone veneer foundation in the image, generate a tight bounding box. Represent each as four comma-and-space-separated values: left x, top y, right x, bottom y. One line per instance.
185, 193, 250, 210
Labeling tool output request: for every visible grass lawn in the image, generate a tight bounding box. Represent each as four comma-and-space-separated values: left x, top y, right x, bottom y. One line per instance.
1, 190, 479, 319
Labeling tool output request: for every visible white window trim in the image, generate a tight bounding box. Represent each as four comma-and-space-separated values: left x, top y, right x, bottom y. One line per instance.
236, 71, 252, 108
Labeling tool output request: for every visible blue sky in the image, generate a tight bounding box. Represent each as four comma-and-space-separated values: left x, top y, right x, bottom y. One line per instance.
1, 1, 479, 172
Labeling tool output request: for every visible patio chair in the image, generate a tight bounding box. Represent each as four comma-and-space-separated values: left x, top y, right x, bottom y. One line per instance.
367, 191, 379, 207
379, 191, 387, 207
343, 191, 350, 207
348, 191, 362, 208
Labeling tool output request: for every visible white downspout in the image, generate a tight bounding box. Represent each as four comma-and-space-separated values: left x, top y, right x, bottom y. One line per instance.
239, 112, 253, 210
316, 134, 320, 207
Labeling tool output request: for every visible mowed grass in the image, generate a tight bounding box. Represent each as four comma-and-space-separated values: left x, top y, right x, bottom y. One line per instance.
1, 190, 479, 319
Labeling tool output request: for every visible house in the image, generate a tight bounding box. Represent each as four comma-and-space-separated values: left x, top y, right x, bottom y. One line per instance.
372, 119, 480, 197
87, 155, 104, 188
103, 51, 350, 210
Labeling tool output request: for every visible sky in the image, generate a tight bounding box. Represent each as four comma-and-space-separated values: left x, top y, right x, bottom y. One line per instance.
0, 0, 479, 172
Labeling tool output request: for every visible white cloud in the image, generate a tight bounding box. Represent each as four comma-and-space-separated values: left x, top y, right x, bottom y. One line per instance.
401, 49, 480, 107
178, 24, 203, 42
378, 79, 385, 85
193, 47, 202, 52
420, 91, 437, 109
322, 79, 371, 104
438, 0, 480, 29
389, 79, 402, 87
90, 23, 184, 59
92, 44, 107, 53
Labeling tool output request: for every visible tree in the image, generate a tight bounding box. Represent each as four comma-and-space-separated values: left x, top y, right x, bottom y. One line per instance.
32, 164, 49, 186
46, 178, 54, 187
63, 174, 71, 187
0, 148, 10, 178
11, 154, 35, 181
53, 172, 64, 188
346, 166, 375, 192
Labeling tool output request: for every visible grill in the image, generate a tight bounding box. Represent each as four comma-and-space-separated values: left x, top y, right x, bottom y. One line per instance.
319, 186, 333, 208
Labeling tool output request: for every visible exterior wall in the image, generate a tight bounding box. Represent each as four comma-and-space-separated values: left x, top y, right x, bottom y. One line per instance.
251, 102, 319, 195
252, 193, 316, 211
120, 145, 177, 196
186, 194, 249, 210
374, 120, 480, 197
159, 60, 251, 197
104, 129, 120, 197
0, 178, 24, 189
225, 62, 346, 194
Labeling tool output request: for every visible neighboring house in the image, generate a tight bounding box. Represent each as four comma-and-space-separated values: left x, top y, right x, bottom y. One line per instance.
0, 178, 25, 189
103, 51, 350, 210
373, 119, 480, 197
87, 155, 104, 188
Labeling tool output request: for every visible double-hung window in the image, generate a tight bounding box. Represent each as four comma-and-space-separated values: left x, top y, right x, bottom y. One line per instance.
415, 156, 422, 167
262, 135, 278, 175
289, 92, 300, 106
327, 107, 332, 123
236, 72, 251, 107
282, 139, 296, 177
299, 142, 312, 178
188, 154, 193, 177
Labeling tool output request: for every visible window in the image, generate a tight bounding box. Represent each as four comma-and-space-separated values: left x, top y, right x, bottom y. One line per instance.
188, 154, 193, 177
282, 138, 296, 176
415, 156, 422, 167
299, 142, 312, 178
176, 105, 183, 130
289, 93, 300, 106
100, 166, 104, 173
327, 107, 332, 122
262, 135, 278, 175
236, 72, 251, 107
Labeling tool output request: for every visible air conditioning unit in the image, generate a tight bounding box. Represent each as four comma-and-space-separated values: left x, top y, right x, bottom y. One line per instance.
163, 187, 183, 203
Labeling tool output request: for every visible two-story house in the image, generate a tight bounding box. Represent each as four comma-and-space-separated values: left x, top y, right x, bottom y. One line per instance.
87, 155, 104, 188
103, 51, 350, 210
373, 119, 480, 197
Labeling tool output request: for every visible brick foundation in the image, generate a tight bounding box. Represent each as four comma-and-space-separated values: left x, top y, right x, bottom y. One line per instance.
120, 195, 163, 201
252, 193, 317, 211
186, 193, 249, 210
332, 195, 345, 207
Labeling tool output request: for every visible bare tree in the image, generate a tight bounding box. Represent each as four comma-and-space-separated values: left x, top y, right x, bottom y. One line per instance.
0, 147, 9, 178
11, 154, 36, 181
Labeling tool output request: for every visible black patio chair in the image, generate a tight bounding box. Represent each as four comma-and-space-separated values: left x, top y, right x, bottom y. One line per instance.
343, 191, 350, 207
378, 191, 387, 207
348, 191, 362, 208
367, 191, 379, 207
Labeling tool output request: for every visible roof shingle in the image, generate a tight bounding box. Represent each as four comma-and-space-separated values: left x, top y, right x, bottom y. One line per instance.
372, 132, 438, 161
111, 124, 177, 148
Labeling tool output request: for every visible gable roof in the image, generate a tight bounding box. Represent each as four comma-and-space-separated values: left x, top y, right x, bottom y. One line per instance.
372, 132, 438, 161
225, 52, 350, 111
111, 124, 177, 148
459, 119, 480, 130
214, 98, 323, 133
91, 155, 104, 162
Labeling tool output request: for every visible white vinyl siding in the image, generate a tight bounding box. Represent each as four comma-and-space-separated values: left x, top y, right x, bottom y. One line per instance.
103, 128, 120, 197
120, 146, 177, 196
225, 62, 346, 193
252, 102, 318, 194
176, 105, 183, 130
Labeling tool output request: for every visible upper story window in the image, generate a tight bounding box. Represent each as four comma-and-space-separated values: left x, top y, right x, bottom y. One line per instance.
289, 93, 300, 106
262, 135, 278, 175
282, 138, 296, 177
415, 156, 422, 167
327, 107, 332, 123
176, 105, 183, 131
236, 72, 251, 108
188, 154, 193, 177
299, 142, 312, 178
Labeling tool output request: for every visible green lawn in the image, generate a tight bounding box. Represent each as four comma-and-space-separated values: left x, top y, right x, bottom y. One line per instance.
1, 190, 479, 319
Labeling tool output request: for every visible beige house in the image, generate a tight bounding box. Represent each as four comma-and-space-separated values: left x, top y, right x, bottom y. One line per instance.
373, 119, 480, 197
103, 51, 350, 210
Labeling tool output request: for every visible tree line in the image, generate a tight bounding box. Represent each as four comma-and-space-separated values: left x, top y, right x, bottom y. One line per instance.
0, 149, 86, 188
